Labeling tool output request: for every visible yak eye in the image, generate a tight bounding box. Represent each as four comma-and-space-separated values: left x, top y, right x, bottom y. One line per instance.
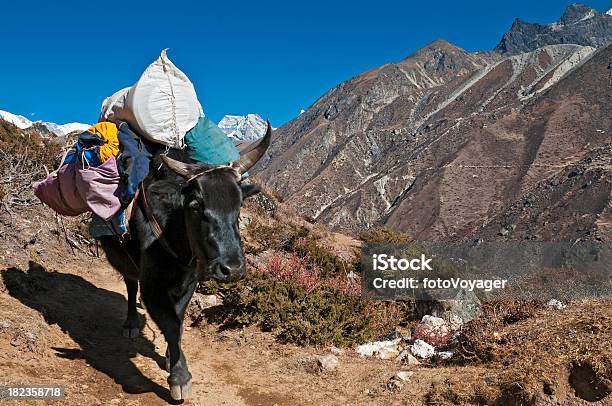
188, 200, 201, 210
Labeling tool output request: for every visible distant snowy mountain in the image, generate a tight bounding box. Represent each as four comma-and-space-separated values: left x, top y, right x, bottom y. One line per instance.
606, 8, 612, 16
0, 110, 34, 129
218, 114, 267, 141
0, 109, 90, 136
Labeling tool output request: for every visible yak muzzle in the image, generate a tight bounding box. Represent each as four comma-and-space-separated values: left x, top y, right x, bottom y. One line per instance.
202, 257, 245, 283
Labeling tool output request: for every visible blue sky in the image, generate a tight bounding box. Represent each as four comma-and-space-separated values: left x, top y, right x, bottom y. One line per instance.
1, 0, 610, 127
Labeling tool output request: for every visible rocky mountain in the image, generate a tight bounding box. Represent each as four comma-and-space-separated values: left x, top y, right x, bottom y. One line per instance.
0, 109, 90, 137
495, 4, 612, 54
254, 4, 611, 243
218, 114, 267, 141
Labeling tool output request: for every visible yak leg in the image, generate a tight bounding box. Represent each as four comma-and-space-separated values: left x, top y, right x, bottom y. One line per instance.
97, 236, 142, 338
122, 278, 141, 338
165, 276, 198, 372
141, 274, 196, 401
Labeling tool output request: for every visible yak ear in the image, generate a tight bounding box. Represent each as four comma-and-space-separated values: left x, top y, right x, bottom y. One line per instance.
161, 155, 194, 178
240, 184, 261, 199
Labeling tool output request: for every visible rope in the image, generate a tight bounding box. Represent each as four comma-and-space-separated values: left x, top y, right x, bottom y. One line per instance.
160, 49, 182, 149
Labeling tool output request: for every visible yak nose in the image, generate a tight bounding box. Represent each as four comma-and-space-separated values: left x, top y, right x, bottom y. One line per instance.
214, 258, 245, 282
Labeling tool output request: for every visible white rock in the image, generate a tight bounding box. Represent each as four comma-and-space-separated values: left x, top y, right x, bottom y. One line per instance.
436, 351, 453, 360
421, 315, 447, 328
395, 371, 414, 381
547, 299, 566, 310
355, 338, 401, 358
410, 339, 435, 359
317, 354, 339, 371
330, 346, 344, 355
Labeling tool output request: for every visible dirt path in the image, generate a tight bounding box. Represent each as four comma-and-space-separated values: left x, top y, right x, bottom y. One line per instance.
0, 258, 432, 405
0, 260, 261, 405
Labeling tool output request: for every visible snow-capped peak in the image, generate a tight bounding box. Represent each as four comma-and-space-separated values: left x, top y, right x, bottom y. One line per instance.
0, 109, 33, 129
606, 8, 612, 16
218, 114, 267, 141
0, 109, 90, 136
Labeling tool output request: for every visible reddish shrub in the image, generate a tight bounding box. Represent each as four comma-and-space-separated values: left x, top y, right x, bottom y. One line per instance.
413, 323, 452, 347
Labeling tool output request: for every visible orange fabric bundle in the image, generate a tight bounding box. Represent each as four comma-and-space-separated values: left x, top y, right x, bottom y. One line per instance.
87, 122, 119, 162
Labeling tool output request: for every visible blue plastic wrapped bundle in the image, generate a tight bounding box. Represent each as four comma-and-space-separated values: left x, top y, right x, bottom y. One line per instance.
185, 116, 240, 165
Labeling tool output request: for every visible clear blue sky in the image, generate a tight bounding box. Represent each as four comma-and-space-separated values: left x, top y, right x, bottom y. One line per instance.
1, 0, 610, 127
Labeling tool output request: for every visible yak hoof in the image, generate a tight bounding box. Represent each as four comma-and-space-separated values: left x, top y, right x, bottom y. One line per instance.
122, 327, 140, 339
170, 380, 192, 401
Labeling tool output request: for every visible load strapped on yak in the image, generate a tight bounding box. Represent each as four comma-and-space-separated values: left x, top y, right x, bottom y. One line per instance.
33, 49, 271, 237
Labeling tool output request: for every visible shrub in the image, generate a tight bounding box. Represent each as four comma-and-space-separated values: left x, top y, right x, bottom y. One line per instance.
220, 273, 376, 347
456, 300, 545, 363
289, 234, 358, 277
0, 120, 61, 210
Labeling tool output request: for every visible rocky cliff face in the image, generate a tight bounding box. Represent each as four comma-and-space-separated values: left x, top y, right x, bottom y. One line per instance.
495, 4, 612, 55
254, 5, 611, 243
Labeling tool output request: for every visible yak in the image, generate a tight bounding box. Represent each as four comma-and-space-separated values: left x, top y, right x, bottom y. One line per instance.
99, 122, 272, 401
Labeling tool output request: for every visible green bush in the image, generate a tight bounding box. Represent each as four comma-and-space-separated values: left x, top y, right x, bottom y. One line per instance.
289, 234, 358, 277
220, 273, 376, 347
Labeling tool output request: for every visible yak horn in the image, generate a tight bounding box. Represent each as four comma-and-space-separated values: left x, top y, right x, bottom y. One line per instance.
160, 154, 191, 178
234, 120, 272, 174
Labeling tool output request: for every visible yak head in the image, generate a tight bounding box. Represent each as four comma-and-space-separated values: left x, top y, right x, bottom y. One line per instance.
160, 121, 272, 282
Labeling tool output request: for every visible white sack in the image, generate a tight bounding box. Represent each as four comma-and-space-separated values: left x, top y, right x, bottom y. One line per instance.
100, 49, 201, 148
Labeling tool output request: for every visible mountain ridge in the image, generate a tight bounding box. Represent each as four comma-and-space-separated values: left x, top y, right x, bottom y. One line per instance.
254, 3, 611, 242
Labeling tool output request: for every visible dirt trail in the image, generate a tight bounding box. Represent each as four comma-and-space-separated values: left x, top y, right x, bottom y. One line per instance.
0, 258, 434, 406
0, 260, 248, 405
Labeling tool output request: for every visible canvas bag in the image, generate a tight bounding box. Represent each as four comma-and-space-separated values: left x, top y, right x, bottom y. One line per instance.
33, 155, 121, 220
100, 49, 201, 148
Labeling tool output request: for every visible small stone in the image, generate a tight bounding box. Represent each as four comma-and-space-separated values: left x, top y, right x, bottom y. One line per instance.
410, 339, 435, 359
377, 346, 400, 360
317, 354, 339, 372
436, 351, 453, 360
201, 294, 219, 308
547, 299, 566, 310
396, 350, 421, 366
330, 346, 344, 355
387, 371, 413, 391
395, 371, 414, 381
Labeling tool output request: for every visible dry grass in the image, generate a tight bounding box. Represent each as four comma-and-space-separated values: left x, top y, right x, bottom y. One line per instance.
428, 299, 612, 404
